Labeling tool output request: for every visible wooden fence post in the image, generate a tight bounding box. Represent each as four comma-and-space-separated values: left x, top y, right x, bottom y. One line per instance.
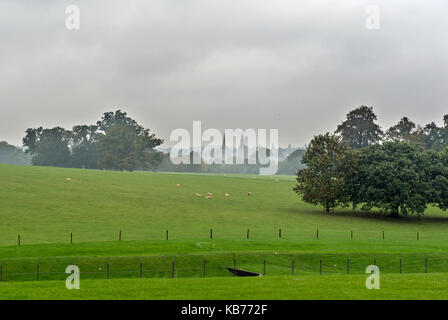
316, 229, 319, 239
70, 232, 73, 244
263, 260, 266, 276
417, 232, 419, 240
399, 259, 402, 274
425, 258, 428, 273
351, 230, 353, 240
107, 263, 110, 279
291, 260, 295, 275
36, 262, 40, 281
140, 262, 143, 279
210, 229, 213, 239
319, 259, 322, 275
279, 228, 282, 238
166, 230, 169, 240
171, 260, 175, 278
247, 229, 250, 239
382, 231, 385, 240
18, 234, 20, 246
0, 265, 2, 281
119, 230, 122, 241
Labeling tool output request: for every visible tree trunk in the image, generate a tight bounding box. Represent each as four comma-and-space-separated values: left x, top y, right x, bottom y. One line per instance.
390, 206, 400, 218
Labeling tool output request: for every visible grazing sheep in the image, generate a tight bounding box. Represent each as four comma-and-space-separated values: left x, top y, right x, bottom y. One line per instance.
176, 184, 180, 187
225, 193, 230, 197
207, 192, 213, 196
195, 193, 202, 197
206, 195, 213, 199
248, 192, 253, 196
66, 178, 72, 181
274, 179, 279, 183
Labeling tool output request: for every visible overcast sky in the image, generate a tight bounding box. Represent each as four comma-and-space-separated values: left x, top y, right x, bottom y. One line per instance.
1, 0, 447, 147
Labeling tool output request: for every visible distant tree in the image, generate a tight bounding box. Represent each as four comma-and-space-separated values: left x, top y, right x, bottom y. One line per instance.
335, 106, 383, 149
70, 125, 99, 169
293, 133, 358, 213
276, 149, 306, 175
97, 111, 163, 171
385, 117, 416, 142
357, 141, 445, 217
0, 141, 30, 165
23, 127, 71, 167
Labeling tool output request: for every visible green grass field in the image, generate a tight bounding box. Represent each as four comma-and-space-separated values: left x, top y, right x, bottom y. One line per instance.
2, 274, 448, 300
1, 164, 448, 299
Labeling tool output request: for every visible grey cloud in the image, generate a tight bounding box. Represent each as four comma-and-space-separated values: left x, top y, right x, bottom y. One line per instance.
0, 0, 447, 147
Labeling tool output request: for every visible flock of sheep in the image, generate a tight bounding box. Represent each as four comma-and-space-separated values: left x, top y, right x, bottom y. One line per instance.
175, 178, 279, 199
65, 177, 280, 199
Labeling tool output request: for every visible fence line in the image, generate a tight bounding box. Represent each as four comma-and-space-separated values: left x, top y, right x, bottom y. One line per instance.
1, 252, 447, 282
7, 229, 437, 247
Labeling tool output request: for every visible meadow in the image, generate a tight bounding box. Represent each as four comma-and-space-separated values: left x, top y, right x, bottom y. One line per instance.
1, 164, 448, 299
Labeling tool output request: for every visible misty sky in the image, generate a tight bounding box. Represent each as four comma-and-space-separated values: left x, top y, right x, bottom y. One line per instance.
1, 0, 447, 147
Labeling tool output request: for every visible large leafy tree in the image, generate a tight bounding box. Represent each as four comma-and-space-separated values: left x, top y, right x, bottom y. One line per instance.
97, 110, 163, 171
293, 133, 358, 213
356, 141, 447, 217
335, 106, 383, 149
23, 127, 72, 167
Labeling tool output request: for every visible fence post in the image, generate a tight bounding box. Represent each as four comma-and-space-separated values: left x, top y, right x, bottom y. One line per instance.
119, 230, 122, 241
172, 260, 175, 278
203, 260, 206, 278
210, 229, 213, 239
316, 229, 319, 239
373, 257, 376, 266
319, 260, 322, 275
347, 258, 350, 274
166, 230, 169, 240
0, 265, 2, 281
140, 262, 143, 279
263, 260, 266, 276
70, 232, 73, 244
425, 258, 428, 273
279, 228, 282, 238
18, 234, 20, 246
382, 231, 385, 240
351, 230, 353, 240
36, 261, 40, 281
417, 232, 419, 240
399, 259, 402, 274
291, 260, 295, 276
247, 229, 250, 239
107, 263, 110, 279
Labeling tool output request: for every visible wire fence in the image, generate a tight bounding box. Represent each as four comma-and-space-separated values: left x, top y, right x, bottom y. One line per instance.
1, 252, 447, 282
6, 228, 448, 247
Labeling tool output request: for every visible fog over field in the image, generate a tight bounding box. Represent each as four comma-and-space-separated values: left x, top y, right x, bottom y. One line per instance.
0, 0, 447, 147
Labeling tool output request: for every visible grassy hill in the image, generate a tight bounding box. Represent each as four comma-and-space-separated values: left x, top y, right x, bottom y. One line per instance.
1, 164, 448, 299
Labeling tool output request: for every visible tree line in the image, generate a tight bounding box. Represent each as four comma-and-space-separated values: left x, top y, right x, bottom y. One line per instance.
23, 110, 163, 171
294, 106, 448, 217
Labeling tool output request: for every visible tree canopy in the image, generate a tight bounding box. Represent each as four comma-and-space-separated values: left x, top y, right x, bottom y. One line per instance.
335, 106, 383, 149
293, 133, 358, 213
23, 110, 163, 171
